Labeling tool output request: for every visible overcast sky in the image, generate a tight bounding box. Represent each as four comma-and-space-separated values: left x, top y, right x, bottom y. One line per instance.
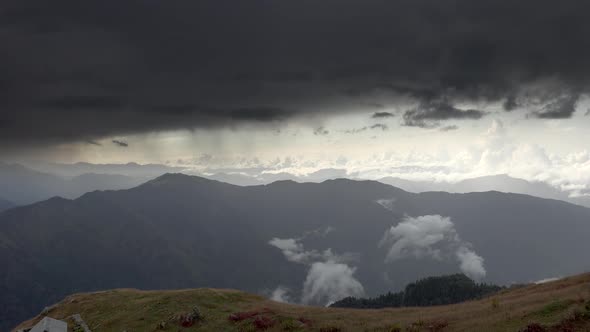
2, 0, 590, 191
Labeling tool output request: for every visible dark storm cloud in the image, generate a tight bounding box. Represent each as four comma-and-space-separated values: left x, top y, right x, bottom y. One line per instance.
85, 140, 102, 146
313, 127, 329, 136
2, 0, 590, 146
40, 96, 125, 110
344, 123, 389, 134
403, 101, 485, 128
503, 96, 519, 112
531, 93, 580, 119
440, 125, 459, 132
112, 140, 128, 148
370, 124, 388, 131
372, 112, 395, 119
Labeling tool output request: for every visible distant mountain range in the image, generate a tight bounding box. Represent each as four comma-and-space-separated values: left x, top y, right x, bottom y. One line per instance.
2, 173, 590, 330
28, 161, 184, 178
3, 161, 588, 210
379, 174, 590, 208
204, 171, 590, 208
0, 163, 151, 205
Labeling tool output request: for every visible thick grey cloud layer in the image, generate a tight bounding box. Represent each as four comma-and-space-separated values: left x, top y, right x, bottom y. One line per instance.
2, 0, 590, 146
372, 112, 394, 119
403, 101, 486, 128
532, 93, 580, 119
112, 140, 128, 148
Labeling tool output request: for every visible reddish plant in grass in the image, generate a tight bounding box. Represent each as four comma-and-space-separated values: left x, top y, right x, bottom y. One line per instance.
555, 325, 575, 332
253, 316, 275, 330
297, 317, 313, 327
520, 323, 547, 332
552, 310, 582, 332
180, 315, 195, 327
319, 327, 341, 332
228, 311, 260, 322
176, 305, 203, 327
228, 309, 270, 321
550, 307, 590, 332
427, 320, 449, 332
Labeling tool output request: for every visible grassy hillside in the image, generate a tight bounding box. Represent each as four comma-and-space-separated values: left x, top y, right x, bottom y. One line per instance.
14, 273, 590, 332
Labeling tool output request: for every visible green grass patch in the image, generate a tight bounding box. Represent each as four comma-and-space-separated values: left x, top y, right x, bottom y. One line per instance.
538, 300, 574, 317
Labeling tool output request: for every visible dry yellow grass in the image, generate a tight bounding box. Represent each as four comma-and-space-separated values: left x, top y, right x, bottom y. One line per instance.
13, 273, 590, 332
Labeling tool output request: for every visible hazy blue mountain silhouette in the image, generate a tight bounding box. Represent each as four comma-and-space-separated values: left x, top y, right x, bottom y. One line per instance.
0, 163, 149, 205
379, 174, 590, 208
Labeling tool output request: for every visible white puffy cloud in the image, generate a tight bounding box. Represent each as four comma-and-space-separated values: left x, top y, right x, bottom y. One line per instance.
380, 215, 457, 262
534, 277, 561, 285
268, 235, 353, 265
270, 286, 292, 303
456, 246, 486, 280
380, 215, 486, 280
376, 198, 396, 211
269, 233, 364, 305
301, 261, 365, 305
268, 238, 315, 264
